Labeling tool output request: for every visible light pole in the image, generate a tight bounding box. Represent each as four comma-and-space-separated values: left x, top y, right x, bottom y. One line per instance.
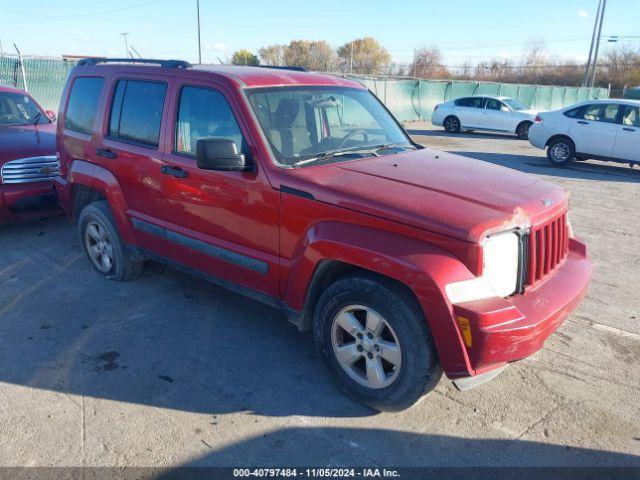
121, 32, 130, 58
590, 0, 608, 87
582, 0, 602, 86
196, 0, 202, 64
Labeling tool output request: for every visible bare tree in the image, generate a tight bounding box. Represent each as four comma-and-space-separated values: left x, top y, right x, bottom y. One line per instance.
410, 46, 449, 79
281, 40, 339, 71
259, 45, 285, 66
337, 37, 391, 75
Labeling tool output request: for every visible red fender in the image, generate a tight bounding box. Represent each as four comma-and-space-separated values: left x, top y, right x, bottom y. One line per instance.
67, 159, 135, 244
282, 221, 476, 377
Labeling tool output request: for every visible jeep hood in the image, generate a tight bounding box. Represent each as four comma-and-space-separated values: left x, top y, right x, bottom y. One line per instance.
281, 148, 567, 243
0, 123, 56, 166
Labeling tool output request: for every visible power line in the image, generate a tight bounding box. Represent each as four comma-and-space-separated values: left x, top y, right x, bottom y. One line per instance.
0, 0, 163, 18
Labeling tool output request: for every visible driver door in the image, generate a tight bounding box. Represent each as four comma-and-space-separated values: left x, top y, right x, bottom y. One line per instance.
160, 81, 280, 297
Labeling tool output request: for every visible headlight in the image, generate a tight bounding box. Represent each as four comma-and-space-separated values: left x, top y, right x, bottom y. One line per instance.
445, 231, 521, 304
481, 231, 520, 298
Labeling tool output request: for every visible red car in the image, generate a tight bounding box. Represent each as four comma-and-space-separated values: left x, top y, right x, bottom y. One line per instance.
54, 59, 592, 411
0, 84, 59, 224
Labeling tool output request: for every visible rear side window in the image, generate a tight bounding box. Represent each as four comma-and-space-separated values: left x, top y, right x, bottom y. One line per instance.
580, 103, 621, 124
109, 80, 167, 147
563, 106, 584, 118
175, 86, 246, 155
455, 97, 482, 108
65, 77, 104, 134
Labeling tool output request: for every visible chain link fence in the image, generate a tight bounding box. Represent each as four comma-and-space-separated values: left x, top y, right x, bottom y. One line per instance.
0, 56, 609, 120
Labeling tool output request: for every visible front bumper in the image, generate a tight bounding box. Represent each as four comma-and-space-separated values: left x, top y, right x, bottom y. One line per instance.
451, 237, 592, 377
0, 182, 60, 224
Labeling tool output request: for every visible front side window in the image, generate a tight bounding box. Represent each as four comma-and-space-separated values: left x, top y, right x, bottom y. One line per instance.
65, 77, 104, 134
247, 87, 413, 166
484, 98, 504, 111
109, 79, 166, 147
175, 86, 246, 155
622, 106, 640, 127
503, 98, 529, 111
0, 91, 50, 126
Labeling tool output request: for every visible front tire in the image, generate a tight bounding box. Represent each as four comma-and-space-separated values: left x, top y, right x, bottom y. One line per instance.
547, 137, 575, 167
314, 273, 442, 412
516, 121, 532, 140
443, 116, 461, 134
78, 201, 143, 280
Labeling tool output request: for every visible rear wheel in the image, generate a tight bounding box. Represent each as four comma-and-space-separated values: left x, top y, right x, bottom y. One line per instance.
547, 137, 575, 167
443, 116, 461, 134
516, 121, 532, 140
314, 273, 441, 411
78, 201, 143, 280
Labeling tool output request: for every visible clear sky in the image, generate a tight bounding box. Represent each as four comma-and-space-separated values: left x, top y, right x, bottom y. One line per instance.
0, 0, 637, 65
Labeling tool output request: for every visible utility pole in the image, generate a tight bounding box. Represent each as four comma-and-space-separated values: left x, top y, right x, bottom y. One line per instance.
350, 41, 353, 74
590, 0, 608, 87
196, 0, 202, 64
121, 32, 130, 58
582, 0, 602, 86
13, 43, 27, 93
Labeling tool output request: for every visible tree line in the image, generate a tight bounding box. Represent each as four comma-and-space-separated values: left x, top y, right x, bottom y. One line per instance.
229, 38, 640, 92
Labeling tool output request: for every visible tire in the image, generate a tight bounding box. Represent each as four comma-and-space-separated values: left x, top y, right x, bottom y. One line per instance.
547, 137, 575, 167
78, 201, 143, 281
443, 116, 461, 134
313, 273, 442, 412
516, 121, 532, 140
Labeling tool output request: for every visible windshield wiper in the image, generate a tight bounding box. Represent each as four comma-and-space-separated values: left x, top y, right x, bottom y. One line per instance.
32, 112, 42, 125
292, 143, 414, 167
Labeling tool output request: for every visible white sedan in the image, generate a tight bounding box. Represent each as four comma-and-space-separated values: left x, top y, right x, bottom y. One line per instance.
431, 95, 537, 139
528, 99, 640, 167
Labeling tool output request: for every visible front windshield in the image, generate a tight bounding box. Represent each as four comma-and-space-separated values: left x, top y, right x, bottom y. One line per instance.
247, 87, 413, 166
503, 98, 530, 111
0, 91, 50, 126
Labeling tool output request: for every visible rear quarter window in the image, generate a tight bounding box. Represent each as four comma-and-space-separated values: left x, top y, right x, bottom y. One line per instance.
109, 79, 167, 147
65, 77, 105, 134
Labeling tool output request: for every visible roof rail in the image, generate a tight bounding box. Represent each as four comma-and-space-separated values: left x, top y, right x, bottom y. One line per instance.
257, 65, 307, 72
76, 58, 191, 69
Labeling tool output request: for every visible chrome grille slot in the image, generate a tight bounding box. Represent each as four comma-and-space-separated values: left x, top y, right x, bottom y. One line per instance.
1, 156, 60, 184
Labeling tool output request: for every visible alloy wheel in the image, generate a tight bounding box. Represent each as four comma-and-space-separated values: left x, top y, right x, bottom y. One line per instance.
551, 142, 571, 162
84, 221, 114, 273
331, 305, 402, 389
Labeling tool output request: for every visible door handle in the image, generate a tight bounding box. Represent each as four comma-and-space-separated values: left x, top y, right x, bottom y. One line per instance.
577, 120, 589, 125
623, 127, 636, 132
96, 148, 117, 159
161, 165, 188, 178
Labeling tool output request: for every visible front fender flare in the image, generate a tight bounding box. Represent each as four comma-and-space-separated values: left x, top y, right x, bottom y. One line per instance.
283, 221, 475, 377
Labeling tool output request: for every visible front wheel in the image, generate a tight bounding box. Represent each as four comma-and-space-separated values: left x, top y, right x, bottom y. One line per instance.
314, 274, 441, 411
547, 137, 575, 167
516, 121, 532, 140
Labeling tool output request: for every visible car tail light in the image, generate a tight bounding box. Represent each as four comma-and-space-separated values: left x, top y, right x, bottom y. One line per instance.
534, 115, 542, 123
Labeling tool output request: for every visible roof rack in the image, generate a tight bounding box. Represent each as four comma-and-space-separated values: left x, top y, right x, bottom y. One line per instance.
257, 65, 307, 72
77, 58, 191, 69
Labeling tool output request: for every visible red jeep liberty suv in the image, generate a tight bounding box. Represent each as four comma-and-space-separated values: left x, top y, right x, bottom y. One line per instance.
54, 59, 592, 411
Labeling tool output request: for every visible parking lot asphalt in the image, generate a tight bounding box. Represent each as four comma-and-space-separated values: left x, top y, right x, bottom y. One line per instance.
0, 122, 638, 468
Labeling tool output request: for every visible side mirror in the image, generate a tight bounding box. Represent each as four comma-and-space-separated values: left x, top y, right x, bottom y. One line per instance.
45, 110, 57, 122
196, 138, 254, 172
501, 106, 510, 112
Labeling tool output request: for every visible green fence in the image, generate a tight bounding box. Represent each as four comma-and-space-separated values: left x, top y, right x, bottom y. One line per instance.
0, 56, 609, 119
0, 56, 76, 112
347, 76, 609, 121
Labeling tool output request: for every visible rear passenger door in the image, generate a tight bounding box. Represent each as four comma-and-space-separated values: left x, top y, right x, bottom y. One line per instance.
97, 75, 172, 256
568, 103, 620, 158
454, 97, 483, 128
612, 105, 640, 162
160, 80, 280, 297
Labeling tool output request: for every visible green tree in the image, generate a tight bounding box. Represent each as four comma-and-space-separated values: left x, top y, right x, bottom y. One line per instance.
231, 49, 259, 66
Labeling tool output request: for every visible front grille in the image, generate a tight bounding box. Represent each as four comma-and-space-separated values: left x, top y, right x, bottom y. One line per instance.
526, 211, 569, 287
1, 156, 60, 184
